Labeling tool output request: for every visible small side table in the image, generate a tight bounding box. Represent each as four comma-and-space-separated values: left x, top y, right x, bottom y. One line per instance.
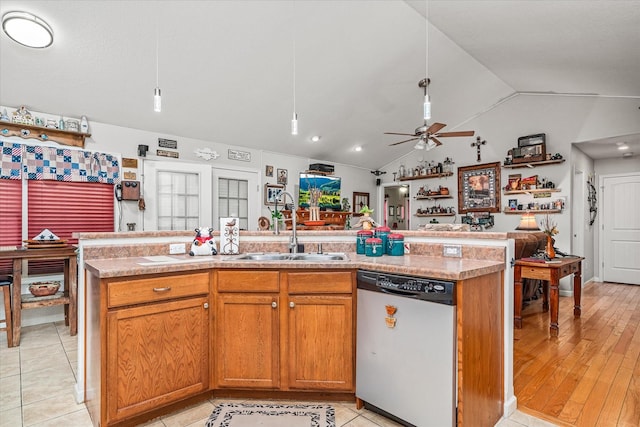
0, 246, 77, 346
514, 256, 584, 336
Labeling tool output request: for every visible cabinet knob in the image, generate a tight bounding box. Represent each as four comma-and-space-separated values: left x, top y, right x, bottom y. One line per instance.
203, 302, 209, 309
289, 301, 295, 308
271, 301, 277, 308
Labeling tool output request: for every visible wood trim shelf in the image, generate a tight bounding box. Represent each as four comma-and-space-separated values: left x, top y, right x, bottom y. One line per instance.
503, 209, 562, 215
398, 171, 453, 181
502, 159, 565, 169
0, 121, 90, 148
503, 188, 561, 195
415, 213, 456, 217
415, 195, 453, 200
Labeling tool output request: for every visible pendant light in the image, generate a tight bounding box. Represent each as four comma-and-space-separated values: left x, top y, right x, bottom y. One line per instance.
153, 24, 162, 112
290, 1, 298, 135
423, 0, 431, 121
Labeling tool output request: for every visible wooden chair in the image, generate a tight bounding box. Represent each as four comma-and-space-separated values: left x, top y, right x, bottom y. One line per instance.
0, 275, 13, 347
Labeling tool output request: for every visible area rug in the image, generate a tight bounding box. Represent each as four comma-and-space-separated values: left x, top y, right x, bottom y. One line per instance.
205, 402, 335, 427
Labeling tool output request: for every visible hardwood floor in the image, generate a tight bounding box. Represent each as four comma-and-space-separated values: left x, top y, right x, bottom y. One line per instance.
514, 280, 640, 426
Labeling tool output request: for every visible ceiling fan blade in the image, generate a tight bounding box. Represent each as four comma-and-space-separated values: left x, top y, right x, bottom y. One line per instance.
430, 137, 443, 146
384, 132, 418, 136
436, 130, 475, 138
426, 122, 447, 135
389, 137, 419, 146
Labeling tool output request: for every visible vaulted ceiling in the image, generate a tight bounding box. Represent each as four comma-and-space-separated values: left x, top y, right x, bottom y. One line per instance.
1, 1, 639, 167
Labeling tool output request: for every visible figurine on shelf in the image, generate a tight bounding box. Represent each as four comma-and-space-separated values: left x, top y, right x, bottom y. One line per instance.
0, 109, 9, 122
12, 106, 34, 125
80, 116, 89, 133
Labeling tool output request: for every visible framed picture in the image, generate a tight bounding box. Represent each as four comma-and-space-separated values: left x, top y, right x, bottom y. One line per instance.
458, 162, 501, 213
277, 168, 288, 185
265, 165, 274, 177
264, 183, 285, 205
353, 192, 370, 213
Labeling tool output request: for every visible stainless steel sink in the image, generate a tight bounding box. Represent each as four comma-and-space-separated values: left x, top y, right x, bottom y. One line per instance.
224, 252, 348, 262
290, 253, 348, 261
230, 253, 292, 261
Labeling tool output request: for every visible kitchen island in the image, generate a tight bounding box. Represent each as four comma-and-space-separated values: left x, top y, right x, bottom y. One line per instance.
83, 241, 505, 426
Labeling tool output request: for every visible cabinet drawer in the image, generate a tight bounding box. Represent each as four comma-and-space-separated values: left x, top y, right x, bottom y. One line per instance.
217, 270, 279, 292
560, 262, 580, 277
108, 272, 210, 308
287, 270, 354, 294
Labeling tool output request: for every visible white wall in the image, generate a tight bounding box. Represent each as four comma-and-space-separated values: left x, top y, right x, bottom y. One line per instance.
1, 109, 377, 232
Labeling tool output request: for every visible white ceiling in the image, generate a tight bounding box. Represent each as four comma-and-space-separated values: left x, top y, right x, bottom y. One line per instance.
1, 0, 639, 167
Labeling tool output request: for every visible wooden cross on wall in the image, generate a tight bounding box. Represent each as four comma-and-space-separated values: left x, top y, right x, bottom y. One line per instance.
471, 136, 486, 162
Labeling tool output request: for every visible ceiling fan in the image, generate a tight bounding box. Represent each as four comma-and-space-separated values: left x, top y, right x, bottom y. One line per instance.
385, 79, 475, 148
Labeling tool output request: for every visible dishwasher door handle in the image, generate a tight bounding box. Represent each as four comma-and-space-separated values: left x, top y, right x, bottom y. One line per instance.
379, 287, 419, 298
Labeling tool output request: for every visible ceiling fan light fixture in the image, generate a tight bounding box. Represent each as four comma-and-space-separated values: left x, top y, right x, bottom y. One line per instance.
426, 138, 437, 151
2, 11, 53, 48
414, 139, 426, 150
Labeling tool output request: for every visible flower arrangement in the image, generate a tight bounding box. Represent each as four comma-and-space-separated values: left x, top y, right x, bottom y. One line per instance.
540, 215, 558, 237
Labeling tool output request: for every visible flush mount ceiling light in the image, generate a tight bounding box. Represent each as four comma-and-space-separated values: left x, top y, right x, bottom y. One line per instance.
617, 142, 629, 150
2, 11, 53, 48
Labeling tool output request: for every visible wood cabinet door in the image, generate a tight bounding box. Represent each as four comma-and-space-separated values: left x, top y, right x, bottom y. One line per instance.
215, 293, 280, 389
106, 296, 209, 424
287, 294, 354, 391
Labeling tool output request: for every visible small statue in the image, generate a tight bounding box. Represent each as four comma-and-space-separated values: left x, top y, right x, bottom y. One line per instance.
341, 197, 350, 212
189, 227, 217, 256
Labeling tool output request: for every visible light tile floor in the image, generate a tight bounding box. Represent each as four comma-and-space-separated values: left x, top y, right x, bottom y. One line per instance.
0, 322, 557, 427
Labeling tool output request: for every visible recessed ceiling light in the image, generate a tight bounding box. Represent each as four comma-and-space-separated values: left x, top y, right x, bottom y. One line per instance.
354, 146, 362, 152
310, 135, 321, 142
2, 11, 53, 48
623, 152, 633, 158
618, 144, 629, 150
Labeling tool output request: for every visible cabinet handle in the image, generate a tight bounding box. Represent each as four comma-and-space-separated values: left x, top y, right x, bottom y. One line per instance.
152, 287, 171, 293
289, 301, 295, 308
203, 302, 209, 309
271, 301, 277, 308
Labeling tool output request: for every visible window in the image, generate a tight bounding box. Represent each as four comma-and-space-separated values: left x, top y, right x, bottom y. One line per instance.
157, 171, 200, 230
218, 178, 249, 230
0, 179, 22, 275
27, 180, 115, 275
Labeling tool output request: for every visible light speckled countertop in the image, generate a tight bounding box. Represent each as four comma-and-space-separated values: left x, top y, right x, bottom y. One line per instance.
84, 252, 504, 281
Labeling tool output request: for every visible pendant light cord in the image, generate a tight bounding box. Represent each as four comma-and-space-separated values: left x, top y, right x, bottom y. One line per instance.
292, 0, 296, 113
156, 23, 159, 88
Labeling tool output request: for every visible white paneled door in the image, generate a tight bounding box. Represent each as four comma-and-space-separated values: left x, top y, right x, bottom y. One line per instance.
602, 173, 640, 285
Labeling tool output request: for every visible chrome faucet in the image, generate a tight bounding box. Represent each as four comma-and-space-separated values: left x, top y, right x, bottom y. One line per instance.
277, 191, 298, 253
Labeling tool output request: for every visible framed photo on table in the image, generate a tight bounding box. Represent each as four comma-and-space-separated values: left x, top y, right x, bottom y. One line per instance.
264, 183, 285, 205
458, 162, 501, 213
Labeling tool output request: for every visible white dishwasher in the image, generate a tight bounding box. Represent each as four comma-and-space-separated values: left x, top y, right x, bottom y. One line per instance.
356, 270, 456, 427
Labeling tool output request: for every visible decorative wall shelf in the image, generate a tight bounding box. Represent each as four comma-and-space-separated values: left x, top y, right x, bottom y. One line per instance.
415, 213, 456, 217
503, 188, 561, 195
503, 209, 562, 215
398, 172, 453, 181
415, 195, 453, 200
0, 122, 90, 148
502, 159, 565, 169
